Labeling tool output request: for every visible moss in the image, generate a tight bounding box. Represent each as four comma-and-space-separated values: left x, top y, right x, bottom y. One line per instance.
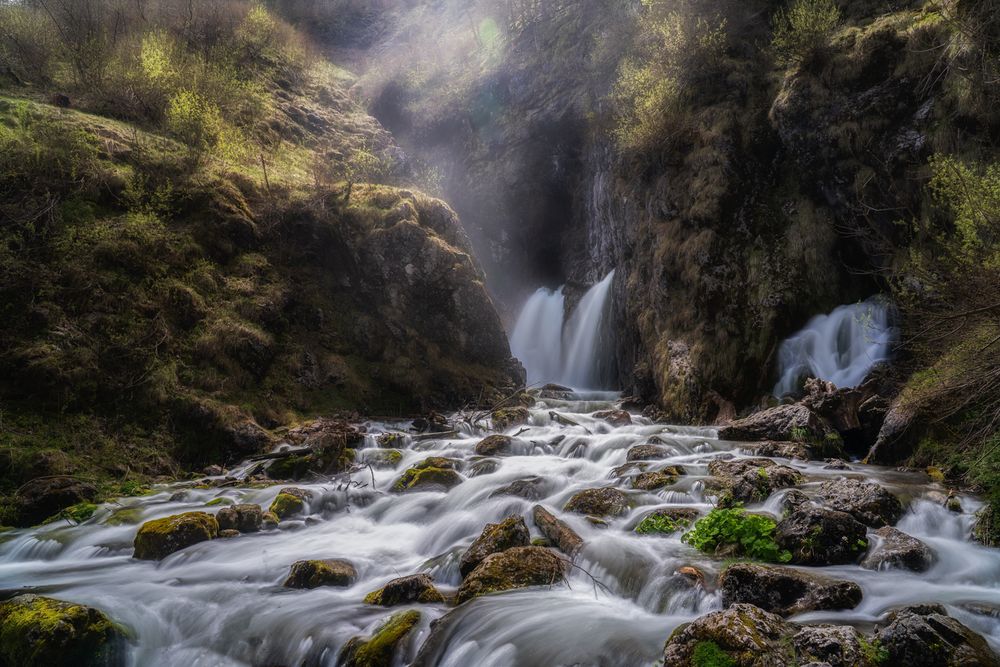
104, 507, 143, 526
341, 610, 421, 667
691, 641, 736, 667
205, 497, 234, 507
268, 492, 305, 519
0, 595, 125, 667
133, 511, 218, 560
42, 502, 98, 525
635, 514, 688, 535
392, 460, 463, 492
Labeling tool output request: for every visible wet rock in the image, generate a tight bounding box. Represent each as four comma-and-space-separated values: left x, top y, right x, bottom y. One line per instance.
133, 511, 219, 560
467, 459, 500, 477
474, 434, 514, 457
707, 458, 804, 504
594, 409, 632, 426
817, 478, 903, 527
740, 441, 811, 460
677, 566, 705, 585
661, 603, 792, 666
365, 449, 404, 468
880, 604, 1000, 667
0, 594, 126, 667
268, 487, 313, 519
377, 432, 408, 448
364, 575, 444, 606
781, 489, 811, 514
283, 558, 357, 589
718, 404, 834, 443
947, 492, 963, 513
459, 515, 531, 578
720, 563, 862, 616
564, 487, 628, 517
261, 511, 279, 529
393, 459, 463, 492
12, 476, 98, 527
215, 503, 263, 533
861, 526, 934, 572
792, 624, 883, 667
218, 529, 240, 538
455, 546, 565, 603
203, 465, 224, 476
634, 507, 700, 534
492, 407, 529, 431
776, 506, 869, 565
537, 383, 574, 400
866, 399, 918, 465
490, 476, 548, 500
339, 609, 421, 667
626, 445, 669, 462
633, 470, 678, 491
532, 505, 584, 557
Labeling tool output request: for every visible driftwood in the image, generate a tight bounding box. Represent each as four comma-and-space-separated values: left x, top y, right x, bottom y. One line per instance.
548, 411, 591, 434
411, 430, 459, 441
247, 447, 312, 462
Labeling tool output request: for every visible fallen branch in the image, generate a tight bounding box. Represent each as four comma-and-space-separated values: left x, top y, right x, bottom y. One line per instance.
247, 447, 312, 462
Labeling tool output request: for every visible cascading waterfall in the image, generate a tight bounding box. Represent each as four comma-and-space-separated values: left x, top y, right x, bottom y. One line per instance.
774, 296, 898, 397
509, 270, 616, 389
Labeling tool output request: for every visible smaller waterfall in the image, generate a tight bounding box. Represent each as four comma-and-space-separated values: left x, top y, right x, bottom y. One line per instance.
773, 296, 897, 397
510, 270, 616, 389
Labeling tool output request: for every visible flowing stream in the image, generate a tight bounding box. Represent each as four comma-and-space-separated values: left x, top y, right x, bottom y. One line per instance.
2, 394, 1000, 666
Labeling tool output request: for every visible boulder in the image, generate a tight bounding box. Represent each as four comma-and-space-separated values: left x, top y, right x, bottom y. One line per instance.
707, 458, 803, 504
491, 407, 530, 431
364, 574, 444, 606
455, 546, 565, 603
365, 449, 404, 468
718, 404, 834, 442
661, 603, 793, 666
866, 399, 919, 465
593, 409, 632, 426
218, 529, 240, 538
459, 515, 530, 578
0, 595, 125, 667
634, 507, 701, 534
268, 487, 313, 519
133, 511, 219, 560
393, 459, 463, 492
564, 487, 628, 517
490, 476, 549, 500
339, 610, 421, 667
776, 506, 869, 565
474, 434, 514, 457
817, 478, 903, 527
861, 526, 934, 572
720, 563, 862, 616
283, 558, 357, 589
215, 503, 263, 533
626, 445, 669, 462
532, 505, 584, 557
12, 476, 98, 527
792, 624, 886, 667
633, 470, 678, 491
880, 605, 1000, 667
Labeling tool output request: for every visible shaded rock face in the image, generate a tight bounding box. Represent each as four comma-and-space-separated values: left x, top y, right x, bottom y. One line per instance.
776, 506, 869, 566
459, 515, 531, 578
133, 511, 219, 560
720, 563, 862, 616
364, 575, 444, 607
880, 605, 1000, 667
0, 594, 126, 667
455, 546, 565, 604
340, 609, 421, 667
283, 559, 357, 589
708, 458, 803, 504
862, 526, 934, 572
718, 405, 834, 443
12, 476, 98, 527
564, 487, 628, 517
817, 478, 903, 527
532, 505, 584, 557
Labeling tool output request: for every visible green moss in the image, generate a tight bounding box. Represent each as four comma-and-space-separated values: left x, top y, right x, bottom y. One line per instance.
205, 497, 234, 507
132, 511, 218, 560
0, 595, 125, 667
392, 461, 462, 492
635, 514, 688, 535
42, 502, 98, 525
691, 641, 736, 667
342, 610, 421, 667
268, 492, 305, 519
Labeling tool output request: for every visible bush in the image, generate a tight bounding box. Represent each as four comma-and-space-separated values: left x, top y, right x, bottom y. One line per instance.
0, 5, 59, 84
682, 507, 792, 562
928, 155, 1000, 267
772, 0, 842, 66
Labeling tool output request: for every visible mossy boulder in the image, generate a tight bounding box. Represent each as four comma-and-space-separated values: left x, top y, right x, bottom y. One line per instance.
459, 515, 531, 578
0, 595, 126, 667
268, 487, 313, 519
879, 604, 999, 667
393, 459, 463, 492
364, 574, 444, 606
593, 409, 632, 426
775, 506, 869, 566
12, 477, 98, 527
215, 503, 263, 533
283, 558, 357, 589
633, 470, 678, 491
707, 458, 803, 505
490, 476, 549, 501
626, 445, 670, 462
133, 511, 218, 560
564, 487, 629, 517
455, 546, 565, 603
339, 610, 421, 667
474, 434, 514, 457
364, 449, 404, 468
491, 407, 530, 431
720, 563, 862, 616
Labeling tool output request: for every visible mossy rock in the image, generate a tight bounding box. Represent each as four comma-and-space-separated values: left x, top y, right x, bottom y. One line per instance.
42, 502, 98, 525
459, 515, 530, 578
133, 511, 218, 560
364, 574, 444, 606
455, 546, 565, 603
364, 449, 404, 468
563, 487, 629, 517
266, 454, 314, 481
268, 487, 313, 519
632, 471, 677, 491
0, 594, 126, 667
105, 506, 143, 526
339, 610, 421, 667
204, 497, 234, 507
283, 558, 357, 589
491, 407, 529, 431
392, 460, 463, 493
474, 434, 513, 457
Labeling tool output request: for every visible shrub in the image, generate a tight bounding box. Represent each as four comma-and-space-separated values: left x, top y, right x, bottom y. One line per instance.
772, 0, 842, 66
682, 507, 792, 562
0, 5, 59, 84
928, 155, 1000, 267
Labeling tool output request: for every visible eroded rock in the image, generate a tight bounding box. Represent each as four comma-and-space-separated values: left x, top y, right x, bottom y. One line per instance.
776, 506, 869, 565
474, 435, 514, 457
718, 404, 834, 443
564, 487, 628, 517
339, 610, 421, 667
880, 604, 1000, 667
861, 526, 934, 572
459, 515, 530, 578
455, 546, 565, 603
817, 478, 903, 527
720, 563, 862, 616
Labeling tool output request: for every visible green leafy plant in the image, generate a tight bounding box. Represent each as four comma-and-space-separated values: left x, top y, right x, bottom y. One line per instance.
682, 507, 792, 562
858, 636, 889, 665
772, 0, 842, 66
635, 514, 689, 535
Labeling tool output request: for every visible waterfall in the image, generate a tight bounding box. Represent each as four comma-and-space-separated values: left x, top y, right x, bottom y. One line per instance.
773, 296, 897, 397
510, 270, 616, 389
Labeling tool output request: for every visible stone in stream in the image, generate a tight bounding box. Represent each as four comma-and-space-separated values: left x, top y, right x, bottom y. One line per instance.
339, 609, 421, 667
490, 476, 549, 500
365, 449, 404, 468
564, 487, 629, 517
0, 594, 127, 667
283, 558, 357, 589
817, 478, 903, 527
364, 574, 445, 606
718, 403, 835, 443
593, 409, 632, 426
532, 505, 584, 557
459, 515, 531, 578
455, 546, 565, 603
215, 503, 263, 533
633, 469, 680, 491
719, 563, 862, 616
707, 457, 803, 505
491, 407, 530, 431
861, 526, 934, 572
776, 506, 869, 566
633, 507, 701, 535
11, 476, 98, 527
879, 604, 1000, 667
474, 434, 514, 456
133, 511, 219, 560
626, 444, 670, 462
268, 487, 313, 519
393, 458, 463, 492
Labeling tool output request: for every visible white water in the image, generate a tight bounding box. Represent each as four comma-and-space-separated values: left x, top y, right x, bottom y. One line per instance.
509, 270, 616, 389
774, 297, 898, 397
3, 395, 1000, 666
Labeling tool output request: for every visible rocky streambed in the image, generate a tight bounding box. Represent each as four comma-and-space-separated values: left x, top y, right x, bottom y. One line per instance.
1, 390, 999, 666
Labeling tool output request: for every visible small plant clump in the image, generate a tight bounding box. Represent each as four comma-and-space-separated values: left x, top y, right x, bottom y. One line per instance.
635, 514, 689, 535
772, 0, 842, 66
691, 640, 736, 667
682, 507, 792, 563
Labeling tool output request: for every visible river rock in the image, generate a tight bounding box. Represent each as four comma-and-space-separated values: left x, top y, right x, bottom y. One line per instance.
459, 515, 531, 578
455, 546, 565, 603
564, 487, 628, 517
718, 404, 834, 442
776, 506, 869, 565
364, 574, 444, 606
626, 445, 669, 461
707, 458, 804, 504
268, 487, 313, 519
720, 563, 862, 616
492, 407, 529, 431
740, 441, 811, 460
817, 478, 903, 527
283, 558, 357, 588
634, 507, 700, 534
475, 434, 514, 456
0, 594, 126, 667
792, 624, 885, 667
215, 503, 263, 533
532, 505, 584, 557
594, 409, 632, 426
365, 449, 404, 468
12, 476, 98, 527
339, 609, 421, 667
661, 603, 792, 666
861, 526, 934, 572
879, 604, 1000, 666
633, 470, 678, 491
133, 511, 219, 560
490, 476, 549, 500
393, 458, 463, 492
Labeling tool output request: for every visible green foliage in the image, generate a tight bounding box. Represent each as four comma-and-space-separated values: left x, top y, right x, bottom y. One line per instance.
772, 0, 842, 66
691, 641, 736, 667
635, 514, 688, 535
682, 507, 792, 563
928, 155, 1000, 267
43, 502, 98, 525
858, 636, 889, 665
